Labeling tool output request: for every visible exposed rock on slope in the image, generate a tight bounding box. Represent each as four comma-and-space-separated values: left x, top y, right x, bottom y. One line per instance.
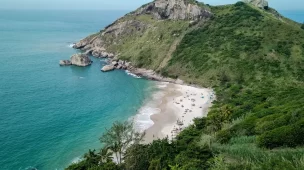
134, 0, 212, 20
244, 0, 268, 9
73, 0, 212, 71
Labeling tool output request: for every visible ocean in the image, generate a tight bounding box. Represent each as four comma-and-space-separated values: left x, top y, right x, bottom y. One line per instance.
0, 9, 302, 170
0, 10, 156, 170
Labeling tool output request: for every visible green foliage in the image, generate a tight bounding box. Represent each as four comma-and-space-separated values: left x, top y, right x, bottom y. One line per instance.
100, 121, 145, 164
301, 22, 304, 29
164, 3, 304, 85
123, 118, 214, 170
66, 149, 119, 170
257, 119, 304, 148
211, 136, 304, 170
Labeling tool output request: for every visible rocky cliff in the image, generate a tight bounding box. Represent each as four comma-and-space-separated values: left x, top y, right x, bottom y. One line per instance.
244, 0, 268, 9
73, 0, 212, 71
134, 0, 212, 20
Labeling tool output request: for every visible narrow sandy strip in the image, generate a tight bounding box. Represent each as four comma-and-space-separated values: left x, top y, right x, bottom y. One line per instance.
143, 82, 215, 143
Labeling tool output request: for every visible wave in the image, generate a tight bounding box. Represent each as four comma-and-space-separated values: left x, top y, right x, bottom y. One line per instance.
133, 82, 167, 132
68, 43, 75, 48
133, 106, 160, 131
125, 70, 141, 79
71, 156, 83, 164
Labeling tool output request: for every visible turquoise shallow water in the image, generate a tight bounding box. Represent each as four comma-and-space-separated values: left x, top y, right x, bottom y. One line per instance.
0, 10, 154, 170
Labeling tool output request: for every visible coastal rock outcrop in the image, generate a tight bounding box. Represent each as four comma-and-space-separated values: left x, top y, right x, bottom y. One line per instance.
59, 60, 72, 66
70, 53, 92, 67
72, 0, 212, 58
101, 65, 115, 72
59, 54, 92, 67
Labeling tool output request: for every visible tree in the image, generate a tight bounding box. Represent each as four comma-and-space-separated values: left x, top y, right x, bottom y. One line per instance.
98, 147, 113, 164
301, 22, 304, 30
100, 121, 145, 164
84, 149, 99, 166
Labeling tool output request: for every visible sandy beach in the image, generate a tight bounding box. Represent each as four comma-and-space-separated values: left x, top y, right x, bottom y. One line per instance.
136, 82, 215, 143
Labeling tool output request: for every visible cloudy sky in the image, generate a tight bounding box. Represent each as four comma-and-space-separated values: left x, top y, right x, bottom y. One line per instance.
0, 0, 303, 10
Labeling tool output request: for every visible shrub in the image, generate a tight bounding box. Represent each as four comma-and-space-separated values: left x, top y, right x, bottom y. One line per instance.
216, 129, 233, 144
257, 119, 304, 148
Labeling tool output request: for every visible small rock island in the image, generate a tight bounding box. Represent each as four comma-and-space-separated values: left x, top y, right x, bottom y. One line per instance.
59, 53, 92, 67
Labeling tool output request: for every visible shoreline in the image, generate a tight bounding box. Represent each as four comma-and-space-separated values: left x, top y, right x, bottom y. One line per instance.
73, 47, 216, 143
133, 81, 215, 143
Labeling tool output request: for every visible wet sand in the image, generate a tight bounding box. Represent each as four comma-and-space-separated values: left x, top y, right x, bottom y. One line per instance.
143, 82, 215, 143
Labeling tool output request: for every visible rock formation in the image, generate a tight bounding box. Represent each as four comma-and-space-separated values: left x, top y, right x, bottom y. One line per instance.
70, 53, 92, 67
59, 53, 92, 67
59, 60, 72, 66
101, 65, 115, 72
72, 0, 212, 59
244, 0, 268, 9
134, 0, 212, 20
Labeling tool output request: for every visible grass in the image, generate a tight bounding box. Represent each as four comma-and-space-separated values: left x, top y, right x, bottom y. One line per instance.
210, 136, 304, 170
100, 14, 191, 70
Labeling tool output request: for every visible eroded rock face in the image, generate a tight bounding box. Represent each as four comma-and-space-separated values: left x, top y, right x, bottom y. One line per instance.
136, 0, 212, 20
70, 53, 92, 67
245, 0, 268, 9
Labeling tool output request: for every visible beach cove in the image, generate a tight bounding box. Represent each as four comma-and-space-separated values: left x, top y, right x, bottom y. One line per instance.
134, 82, 215, 143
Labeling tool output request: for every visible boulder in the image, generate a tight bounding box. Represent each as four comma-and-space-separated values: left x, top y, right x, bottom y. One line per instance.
108, 53, 115, 58
125, 62, 131, 68
122, 65, 128, 70
112, 57, 119, 62
59, 60, 72, 66
118, 60, 125, 65
116, 64, 123, 69
100, 51, 109, 58
101, 65, 115, 72
70, 53, 92, 67
92, 50, 101, 57
112, 61, 118, 66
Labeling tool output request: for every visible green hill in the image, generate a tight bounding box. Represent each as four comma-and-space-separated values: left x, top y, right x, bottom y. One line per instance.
68, 1, 304, 169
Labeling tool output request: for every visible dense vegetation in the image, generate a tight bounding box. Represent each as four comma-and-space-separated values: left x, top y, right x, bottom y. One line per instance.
67, 1, 304, 170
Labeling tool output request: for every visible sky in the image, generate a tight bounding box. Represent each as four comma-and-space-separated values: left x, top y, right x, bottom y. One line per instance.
0, 0, 303, 10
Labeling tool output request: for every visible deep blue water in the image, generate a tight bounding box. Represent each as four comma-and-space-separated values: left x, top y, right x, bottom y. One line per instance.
0, 9, 302, 170
0, 10, 154, 170
280, 10, 303, 23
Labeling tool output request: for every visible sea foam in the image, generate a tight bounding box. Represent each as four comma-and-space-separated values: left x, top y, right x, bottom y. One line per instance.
125, 70, 141, 79
133, 82, 167, 132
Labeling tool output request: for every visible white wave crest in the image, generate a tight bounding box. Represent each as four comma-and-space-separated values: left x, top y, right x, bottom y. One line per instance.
71, 156, 83, 164
68, 43, 75, 48
133, 106, 161, 131
125, 70, 141, 79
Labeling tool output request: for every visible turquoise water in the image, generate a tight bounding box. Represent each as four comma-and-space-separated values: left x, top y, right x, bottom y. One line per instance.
0, 10, 154, 170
